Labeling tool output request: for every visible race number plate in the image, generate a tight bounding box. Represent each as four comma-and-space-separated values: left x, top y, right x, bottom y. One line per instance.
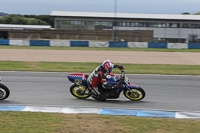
75, 79, 82, 84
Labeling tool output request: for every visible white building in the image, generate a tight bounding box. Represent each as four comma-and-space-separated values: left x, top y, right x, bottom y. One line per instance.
50, 11, 200, 43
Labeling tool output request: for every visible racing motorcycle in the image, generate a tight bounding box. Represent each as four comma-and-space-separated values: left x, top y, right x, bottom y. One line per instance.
0, 77, 10, 100
67, 69, 145, 101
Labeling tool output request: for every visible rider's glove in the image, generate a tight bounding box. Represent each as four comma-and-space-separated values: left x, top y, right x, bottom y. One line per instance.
118, 65, 124, 70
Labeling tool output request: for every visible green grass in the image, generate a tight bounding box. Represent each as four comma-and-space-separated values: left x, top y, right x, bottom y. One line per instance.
0, 112, 199, 133
0, 61, 199, 75
1, 45, 200, 52
0, 111, 63, 133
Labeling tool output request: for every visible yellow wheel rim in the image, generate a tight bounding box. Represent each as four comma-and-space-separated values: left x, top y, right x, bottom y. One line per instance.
72, 86, 90, 98
125, 89, 143, 100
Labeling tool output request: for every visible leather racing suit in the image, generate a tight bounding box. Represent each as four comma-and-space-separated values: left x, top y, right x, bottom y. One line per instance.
87, 65, 123, 96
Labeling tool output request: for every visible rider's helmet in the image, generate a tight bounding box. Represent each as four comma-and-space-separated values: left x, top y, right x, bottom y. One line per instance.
102, 60, 114, 74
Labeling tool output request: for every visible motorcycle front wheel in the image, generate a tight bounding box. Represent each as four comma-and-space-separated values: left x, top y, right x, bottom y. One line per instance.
70, 84, 91, 99
124, 87, 145, 101
0, 83, 10, 100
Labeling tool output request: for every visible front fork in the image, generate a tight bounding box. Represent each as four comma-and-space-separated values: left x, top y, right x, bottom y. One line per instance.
124, 84, 140, 95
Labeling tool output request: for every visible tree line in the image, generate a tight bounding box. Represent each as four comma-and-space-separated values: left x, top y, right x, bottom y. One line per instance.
182, 12, 200, 15
0, 14, 54, 27
0, 12, 200, 28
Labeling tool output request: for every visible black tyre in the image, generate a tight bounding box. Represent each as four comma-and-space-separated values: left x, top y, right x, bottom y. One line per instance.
123, 87, 145, 101
70, 84, 90, 99
0, 83, 10, 100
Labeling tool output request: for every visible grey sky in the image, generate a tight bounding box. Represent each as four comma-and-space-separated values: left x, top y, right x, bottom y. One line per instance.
1, 0, 200, 15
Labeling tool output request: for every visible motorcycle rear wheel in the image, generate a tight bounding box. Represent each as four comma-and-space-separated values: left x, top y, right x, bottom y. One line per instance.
70, 84, 91, 99
0, 83, 10, 100
124, 87, 145, 101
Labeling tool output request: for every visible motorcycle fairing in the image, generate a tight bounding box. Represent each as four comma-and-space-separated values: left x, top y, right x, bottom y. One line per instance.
106, 74, 120, 85
67, 73, 87, 86
127, 84, 140, 89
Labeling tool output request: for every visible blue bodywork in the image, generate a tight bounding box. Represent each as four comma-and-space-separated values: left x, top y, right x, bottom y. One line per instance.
106, 75, 119, 85
106, 75, 140, 90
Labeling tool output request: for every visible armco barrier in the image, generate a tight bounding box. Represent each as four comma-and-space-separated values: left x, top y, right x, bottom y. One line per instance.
50, 40, 70, 47
9, 39, 29, 46
70, 41, 89, 47
168, 43, 188, 49
1, 39, 200, 49
30, 40, 50, 46
148, 42, 168, 48
128, 42, 148, 48
188, 43, 200, 49
89, 41, 109, 47
109, 41, 128, 47
0, 39, 9, 45
0, 105, 200, 119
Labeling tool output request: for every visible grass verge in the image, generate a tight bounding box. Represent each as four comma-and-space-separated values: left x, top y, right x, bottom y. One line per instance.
0, 112, 199, 133
0, 61, 199, 75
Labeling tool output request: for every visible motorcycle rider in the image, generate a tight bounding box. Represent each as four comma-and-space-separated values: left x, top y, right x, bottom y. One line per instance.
87, 60, 124, 100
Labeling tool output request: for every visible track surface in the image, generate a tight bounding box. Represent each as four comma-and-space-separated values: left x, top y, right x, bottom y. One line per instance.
0, 71, 200, 112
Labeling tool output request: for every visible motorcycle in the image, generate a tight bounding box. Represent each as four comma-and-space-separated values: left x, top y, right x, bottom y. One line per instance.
67, 69, 145, 101
0, 77, 10, 100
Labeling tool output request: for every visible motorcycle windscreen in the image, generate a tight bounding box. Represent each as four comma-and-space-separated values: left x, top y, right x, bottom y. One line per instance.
128, 84, 140, 89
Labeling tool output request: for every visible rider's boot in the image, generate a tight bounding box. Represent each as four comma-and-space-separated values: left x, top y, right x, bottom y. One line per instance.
92, 87, 106, 101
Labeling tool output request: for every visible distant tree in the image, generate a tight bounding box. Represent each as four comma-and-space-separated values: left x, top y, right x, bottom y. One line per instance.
26, 18, 48, 25
24, 15, 54, 27
194, 12, 200, 15
0, 12, 9, 16
0, 14, 49, 25
12, 15, 27, 24
182, 12, 190, 15
0, 15, 13, 24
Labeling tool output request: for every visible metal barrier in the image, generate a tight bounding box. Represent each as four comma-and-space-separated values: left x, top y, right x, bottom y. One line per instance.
0, 39, 200, 49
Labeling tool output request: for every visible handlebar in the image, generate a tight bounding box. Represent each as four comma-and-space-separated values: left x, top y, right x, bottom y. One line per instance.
120, 69, 125, 75
118, 69, 125, 85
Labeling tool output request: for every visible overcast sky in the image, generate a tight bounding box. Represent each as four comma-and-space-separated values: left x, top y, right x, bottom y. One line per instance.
1, 0, 200, 15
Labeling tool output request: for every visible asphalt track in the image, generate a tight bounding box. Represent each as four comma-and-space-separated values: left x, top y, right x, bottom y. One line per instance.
0, 71, 200, 112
